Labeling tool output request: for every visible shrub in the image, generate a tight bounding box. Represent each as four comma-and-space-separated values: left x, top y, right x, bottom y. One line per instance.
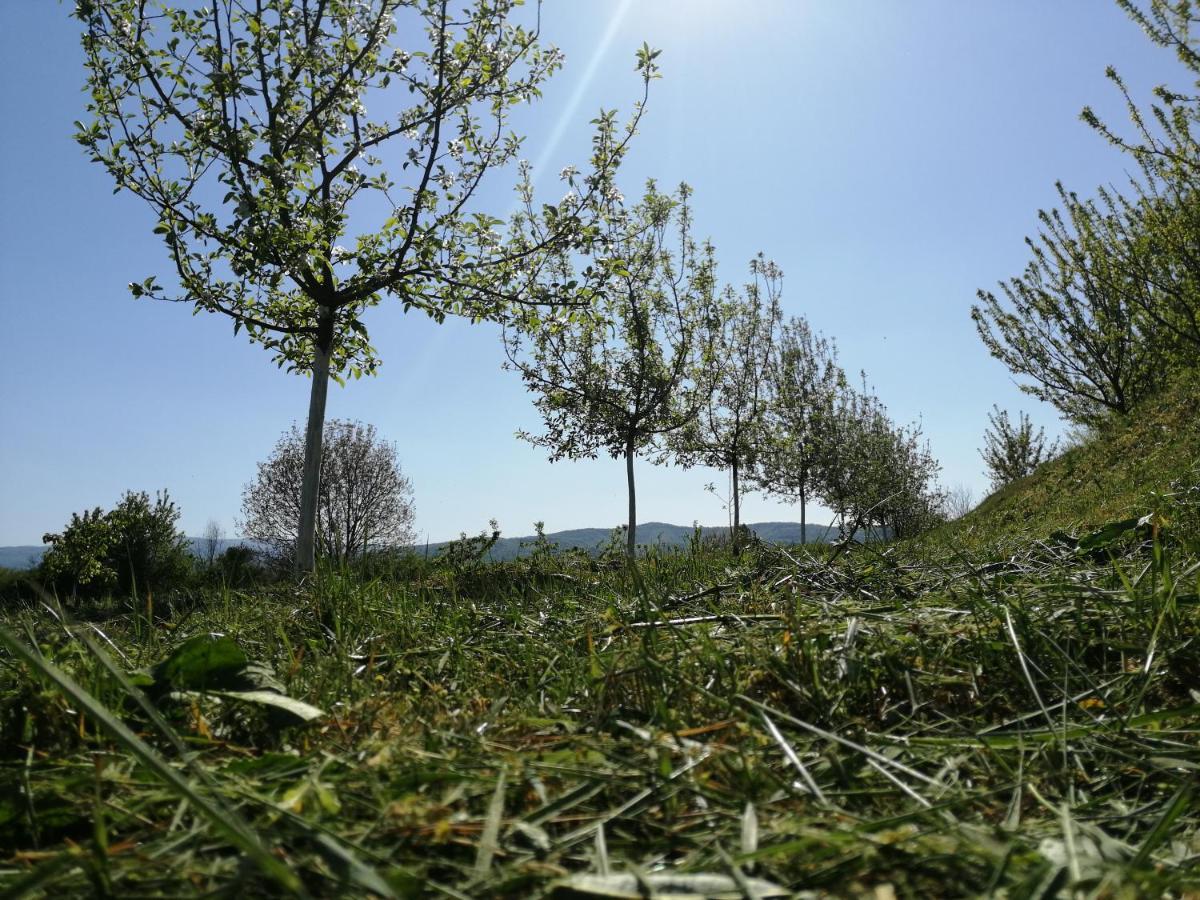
980, 406, 1059, 490
40, 491, 191, 599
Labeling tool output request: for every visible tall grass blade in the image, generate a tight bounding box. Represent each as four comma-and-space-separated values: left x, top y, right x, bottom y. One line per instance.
0, 626, 306, 896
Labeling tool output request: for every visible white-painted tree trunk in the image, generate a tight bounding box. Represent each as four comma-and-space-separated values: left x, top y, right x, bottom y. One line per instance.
296, 306, 334, 574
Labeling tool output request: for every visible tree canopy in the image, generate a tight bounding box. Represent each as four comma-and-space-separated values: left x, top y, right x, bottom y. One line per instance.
503, 180, 716, 557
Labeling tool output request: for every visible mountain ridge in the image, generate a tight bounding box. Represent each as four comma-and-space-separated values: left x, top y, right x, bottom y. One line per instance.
0, 521, 837, 570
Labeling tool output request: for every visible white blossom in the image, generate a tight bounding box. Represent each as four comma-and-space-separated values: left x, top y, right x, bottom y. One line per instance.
559, 165, 577, 181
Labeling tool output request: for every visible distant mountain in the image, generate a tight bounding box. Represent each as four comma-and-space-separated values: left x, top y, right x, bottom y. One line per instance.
0, 546, 45, 570
0, 537, 252, 571
0, 523, 838, 570
417, 521, 839, 562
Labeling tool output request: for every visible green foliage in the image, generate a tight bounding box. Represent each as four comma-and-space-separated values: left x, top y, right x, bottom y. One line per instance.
672, 255, 783, 542
1085, 1, 1200, 358
0, 567, 33, 606
755, 314, 844, 533
71, 0, 653, 373
436, 518, 501, 572
972, 183, 1166, 425
813, 381, 945, 541
504, 180, 719, 554
980, 405, 1060, 489
976, 1, 1200, 427
212, 544, 261, 588
40, 491, 191, 599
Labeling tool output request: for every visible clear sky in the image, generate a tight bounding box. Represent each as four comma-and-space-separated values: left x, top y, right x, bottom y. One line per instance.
0, 1, 1189, 546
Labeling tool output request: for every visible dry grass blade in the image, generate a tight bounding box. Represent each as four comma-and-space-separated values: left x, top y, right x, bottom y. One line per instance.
758, 711, 827, 803
740, 802, 758, 857
595, 823, 610, 876
474, 769, 507, 877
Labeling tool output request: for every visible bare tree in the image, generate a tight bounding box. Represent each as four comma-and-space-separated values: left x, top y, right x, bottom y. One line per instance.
241, 420, 415, 565
941, 483, 976, 521
201, 519, 225, 566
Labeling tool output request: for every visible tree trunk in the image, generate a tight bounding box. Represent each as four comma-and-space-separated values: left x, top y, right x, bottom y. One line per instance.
625, 435, 637, 560
800, 479, 807, 545
296, 305, 335, 575
730, 457, 741, 552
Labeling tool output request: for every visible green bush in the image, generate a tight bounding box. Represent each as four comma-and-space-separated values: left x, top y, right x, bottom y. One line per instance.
212, 544, 262, 588
40, 491, 192, 599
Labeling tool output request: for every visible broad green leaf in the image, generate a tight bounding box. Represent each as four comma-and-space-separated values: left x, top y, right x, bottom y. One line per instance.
1075, 517, 1141, 552
152, 634, 247, 690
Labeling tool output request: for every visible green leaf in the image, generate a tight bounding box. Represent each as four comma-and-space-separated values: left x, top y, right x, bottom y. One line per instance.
1075, 517, 1141, 553
206, 688, 324, 723
152, 634, 248, 691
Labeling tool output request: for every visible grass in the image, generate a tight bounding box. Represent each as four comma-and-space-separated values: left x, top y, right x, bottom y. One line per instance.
1, 522, 1198, 898
957, 368, 1200, 550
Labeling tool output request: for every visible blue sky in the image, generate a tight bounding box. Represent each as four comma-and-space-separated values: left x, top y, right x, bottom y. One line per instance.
0, 1, 1188, 546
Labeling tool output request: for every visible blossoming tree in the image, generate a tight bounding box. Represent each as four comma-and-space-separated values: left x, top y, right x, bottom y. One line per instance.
73, 0, 656, 570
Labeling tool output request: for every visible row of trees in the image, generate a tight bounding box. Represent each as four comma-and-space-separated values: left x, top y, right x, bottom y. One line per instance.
73, 0, 948, 567
502, 181, 946, 553
74, 0, 661, 573
973, 0, 1200, 428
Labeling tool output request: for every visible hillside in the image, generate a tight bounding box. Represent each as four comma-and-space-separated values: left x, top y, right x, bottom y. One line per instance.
952, 369, 1200, 546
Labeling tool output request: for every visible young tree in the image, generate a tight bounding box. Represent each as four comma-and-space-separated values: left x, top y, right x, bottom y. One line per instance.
755, 314, 844, 541
241, 419, 416, 565
972, 183, 1163, 426
979, 406, 1059, 490
74, 0, 657, 572
870, 420, 946, 540
671, 256, 781, 549
810, 383, 887, 539
503, 181, 717, 558
815, 380, 944, 541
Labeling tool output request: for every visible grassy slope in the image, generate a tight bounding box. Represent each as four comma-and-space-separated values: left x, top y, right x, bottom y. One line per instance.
955, 369, 1200, 547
